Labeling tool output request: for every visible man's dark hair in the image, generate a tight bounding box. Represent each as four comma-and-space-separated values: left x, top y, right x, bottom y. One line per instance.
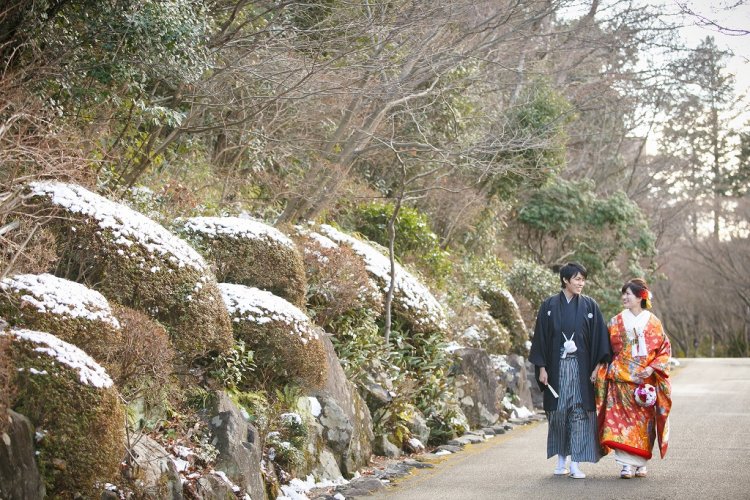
559, 262, 587, 288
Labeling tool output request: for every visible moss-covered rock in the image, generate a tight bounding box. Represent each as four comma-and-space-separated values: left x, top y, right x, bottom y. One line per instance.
318, 225, 447, 333
219, 283, 327, 389
0, 273, 121, 365
479, 286, 529, 354
22, 181, 232, 360
178, 216, 307, 307
5, 328, 125, 499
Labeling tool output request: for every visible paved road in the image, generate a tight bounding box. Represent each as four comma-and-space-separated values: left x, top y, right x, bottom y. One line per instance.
371, 358, 750, 500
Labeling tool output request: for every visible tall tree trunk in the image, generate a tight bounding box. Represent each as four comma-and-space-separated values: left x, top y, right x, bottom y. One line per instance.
383, 163, 407, 348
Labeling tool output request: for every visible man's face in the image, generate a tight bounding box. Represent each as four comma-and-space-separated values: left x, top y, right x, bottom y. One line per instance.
563, 272, 585, 295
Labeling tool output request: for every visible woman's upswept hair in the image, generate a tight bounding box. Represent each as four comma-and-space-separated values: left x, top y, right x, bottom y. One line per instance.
622, 278, 651, 309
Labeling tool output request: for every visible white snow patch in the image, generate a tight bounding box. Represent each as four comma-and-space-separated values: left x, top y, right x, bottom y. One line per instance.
182, 216, 296, 249
281, 412, 303, 426
308, 397, 322, 417
278, 474, 349, 500
212, 470, 241, 493
219, 283, 317, 341
28, 181, 206, 271
295, 226, 339, 250
444, 341, 464, 354
501, 395, 533, 419
490, 355, 513, 374
435, 449, 452, 456
512, 405, 534, 419
0, 274, 121, 328
8, 329, 113, 388
461, 325, 483, 342
171, 457, 189, 472
319, 225, 447, 330
174, 445, 194, 459
407, 437, 425, 451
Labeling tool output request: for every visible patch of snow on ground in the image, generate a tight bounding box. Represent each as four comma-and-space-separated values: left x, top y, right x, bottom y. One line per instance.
8, 328, 113, 388
444, 341, 464, 354
278, 474, 349, 500
500, 394, 533, 419
28, 181, 206, 271
219, 283, 317, 341
0, 273, 121, 328
319, 224, 446, 330
512, 405, 534, 419
183, 216, 296, 249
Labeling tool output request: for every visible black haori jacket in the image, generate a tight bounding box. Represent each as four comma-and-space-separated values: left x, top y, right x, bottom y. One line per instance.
529, 292, 612, 412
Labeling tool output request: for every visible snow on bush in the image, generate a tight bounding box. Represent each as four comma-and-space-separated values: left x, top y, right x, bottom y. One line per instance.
23, 181, 232, 359
448, 295, 511, 355
479, 285, 529, 354
220, 283, 327, 388
1, 273, 120, 327
10, 328, 113, 388
294, 226, 382, 327
178, 216, 307, 306
5, 327, 124, 497
0, 273, 121, 363
183, 216, 296, 249
319, 225, 447, 332
28, 181, 206, 270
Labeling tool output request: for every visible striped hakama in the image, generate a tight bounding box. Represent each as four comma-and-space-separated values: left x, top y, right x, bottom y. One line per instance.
545, 356, 600, 462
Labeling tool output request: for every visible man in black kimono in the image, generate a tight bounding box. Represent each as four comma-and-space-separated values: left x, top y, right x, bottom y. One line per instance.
529, 262, 611, 479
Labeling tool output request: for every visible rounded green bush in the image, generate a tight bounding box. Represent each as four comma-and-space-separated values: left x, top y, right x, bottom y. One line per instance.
449, 296, 511, 355
219, 283, 327, 389
178, 217, 307, 307
344, 202, 453, 285
6, 328, 125, 499
22, 181, 232, 360
479, 286, 529, 354
294, 227, 382, 327
319, 224, 447, 333
0, 273, 121, 365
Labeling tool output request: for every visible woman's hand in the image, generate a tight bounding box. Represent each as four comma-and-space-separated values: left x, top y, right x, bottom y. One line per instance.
634, 366, 654, 384
539, 366, 548, 385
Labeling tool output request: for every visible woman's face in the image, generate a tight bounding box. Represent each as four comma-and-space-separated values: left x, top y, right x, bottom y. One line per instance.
622, 287, 641, 310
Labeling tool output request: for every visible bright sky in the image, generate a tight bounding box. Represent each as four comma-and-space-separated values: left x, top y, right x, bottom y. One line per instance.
676, 0, 750, 101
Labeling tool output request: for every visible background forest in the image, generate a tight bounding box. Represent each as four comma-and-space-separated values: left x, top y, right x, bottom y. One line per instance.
1, 0, 749, 358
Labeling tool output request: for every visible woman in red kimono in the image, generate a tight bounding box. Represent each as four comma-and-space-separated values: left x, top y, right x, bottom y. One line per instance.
594, 278, 672, 479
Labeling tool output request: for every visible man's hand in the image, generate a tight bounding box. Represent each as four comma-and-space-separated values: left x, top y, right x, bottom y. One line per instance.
590, 363, 605, 383
539, 366, 548, 385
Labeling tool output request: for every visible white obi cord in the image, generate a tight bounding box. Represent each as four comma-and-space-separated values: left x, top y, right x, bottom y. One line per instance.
561, 331, 577, 358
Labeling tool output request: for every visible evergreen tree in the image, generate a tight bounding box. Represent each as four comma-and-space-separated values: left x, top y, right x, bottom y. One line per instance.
659, 37, 742, 239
